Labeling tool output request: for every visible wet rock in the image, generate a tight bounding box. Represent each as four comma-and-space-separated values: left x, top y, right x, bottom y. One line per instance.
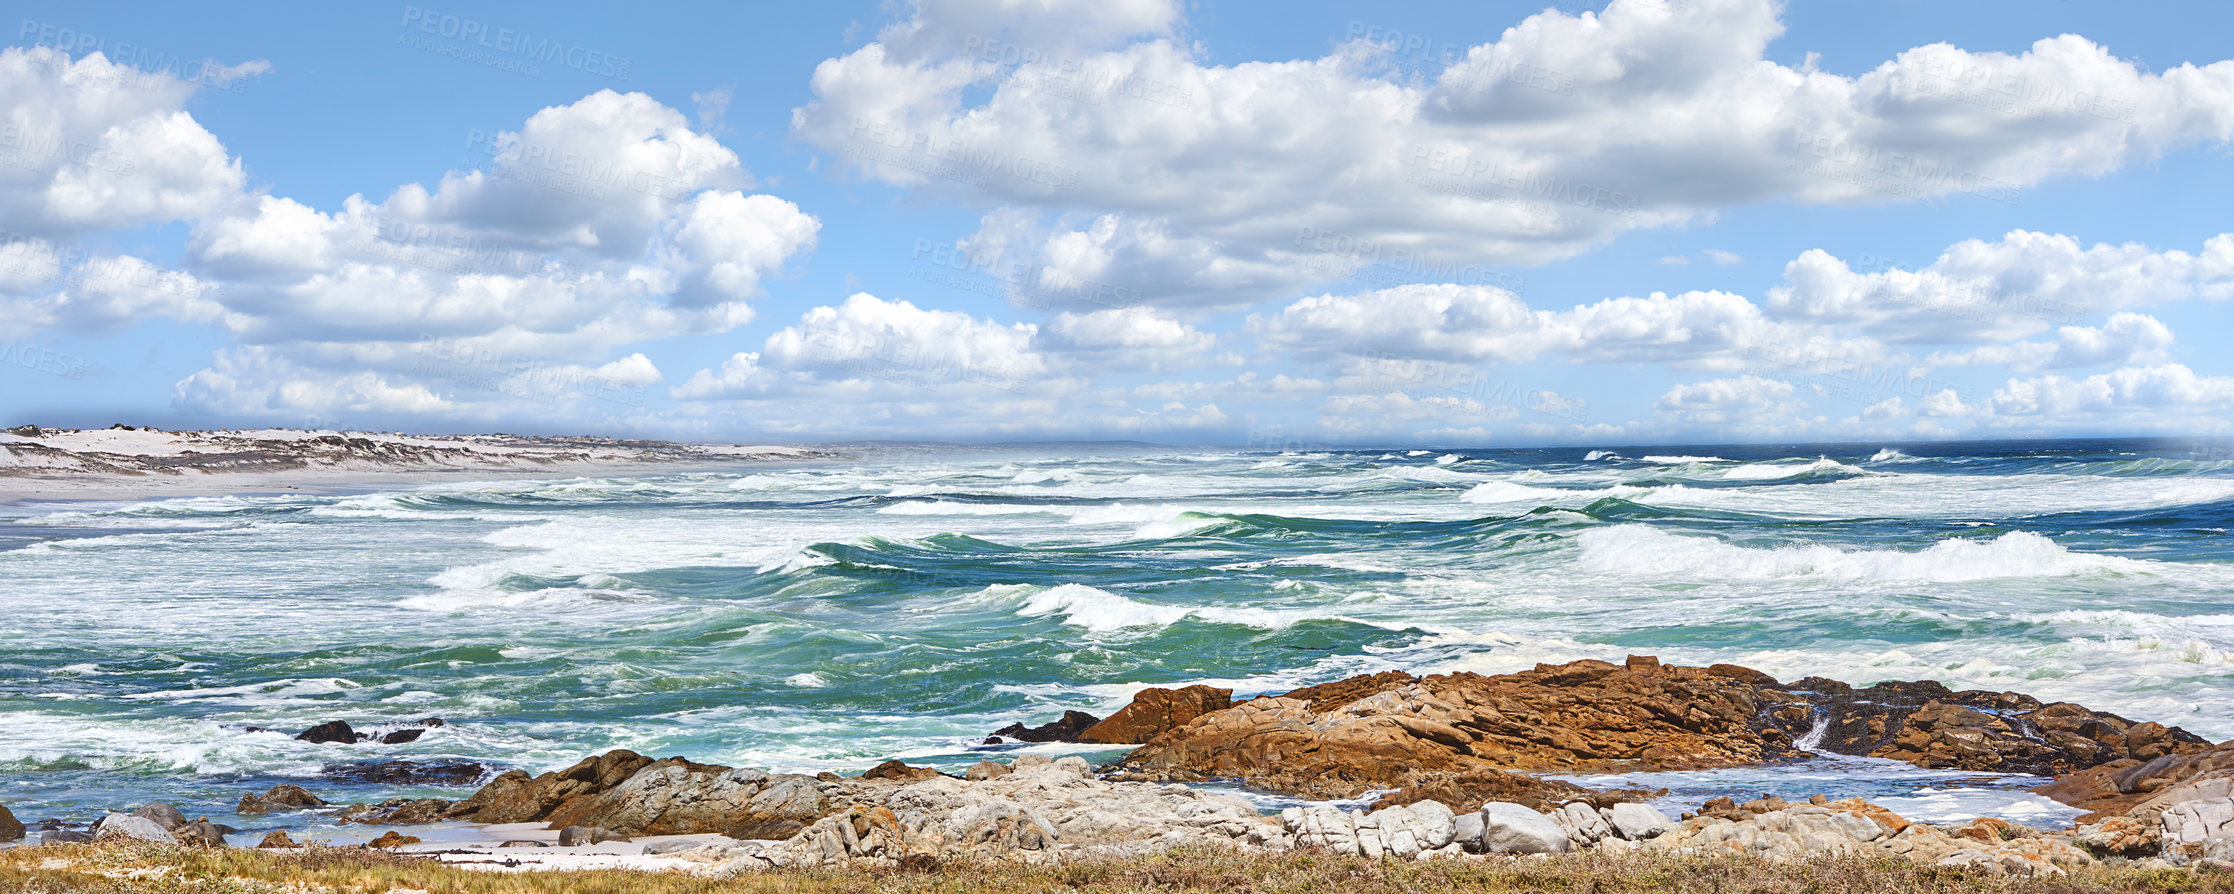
41, 829, 94, 845
173, 818, 229, 847
1765, 677, 2207, 777
258, 830, 296, 848
985, 710, 1101, 744
94, 814, 173, 843
441, 750, 707, 826
1477, 802, 1570, 854
1078, 685, 1232, 744
322, 757, 493, 786
130, 803, 186, 831
558, 825, 627, 846
297, 720, 363, 744
237, 784, 328, 815
964, 760, 1010, 781
860, 760, 947, 782
366, 830, 421, 849
0, 804, 20, 843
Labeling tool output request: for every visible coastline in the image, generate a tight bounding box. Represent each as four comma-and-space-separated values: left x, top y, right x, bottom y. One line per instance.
0, 426, 850, 505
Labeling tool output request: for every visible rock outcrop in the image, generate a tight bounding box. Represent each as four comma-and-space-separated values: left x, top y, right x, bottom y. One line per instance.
986, 710, 1101, 744
293, 718, 446, 745
676, 753, 1284, 868
322, 758, 493, 786
2036, 740, 2234, 819
2161, 797, 2234, 865
1078, 686, 1232, 744
0, 804, 21, 843
1111, 658, 2205, 800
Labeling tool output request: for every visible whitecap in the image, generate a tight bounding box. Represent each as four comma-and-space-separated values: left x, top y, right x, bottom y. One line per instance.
1577, 526, 2156, 583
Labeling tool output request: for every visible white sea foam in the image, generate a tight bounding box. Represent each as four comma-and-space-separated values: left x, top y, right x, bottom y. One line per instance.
1584, 450, 1620, 461
876, 500, 1055, 516
1578, 526, 2156, 582
1720, 458, 1870, 481
1010, 583, 1370, 633
1640, 455, 1728, 464
1869, 448, 1923, 463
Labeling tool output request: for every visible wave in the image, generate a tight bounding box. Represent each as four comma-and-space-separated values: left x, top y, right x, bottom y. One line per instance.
1640, 455, 1729, 464
1869, 448, 1923, 464
876, 500, 1057, 516
1720, 458, 1873, 481
1010, 583, 1380, 634
1577, 526, 2157, 583
1584, 450, 1621, 461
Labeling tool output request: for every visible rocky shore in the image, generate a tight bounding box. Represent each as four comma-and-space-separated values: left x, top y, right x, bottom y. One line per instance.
6, 658, 2231, 879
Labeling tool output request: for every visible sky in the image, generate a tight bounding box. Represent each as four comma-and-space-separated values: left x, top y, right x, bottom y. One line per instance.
2, 0, 2231, 447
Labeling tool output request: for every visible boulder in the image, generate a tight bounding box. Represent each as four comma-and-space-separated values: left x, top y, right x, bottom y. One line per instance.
985, 710, 1101, 744
1552, 801, 1612, 845
258, 830, 296, 848
1605, 802, 1672, 840
2162, 797, 2234, 865
130, 803, 186, 831
93, 814, 173, 843
42, 829, 94, 845
558, 825, 628, 846
366, 830, 421, 849
860, 760, 946, 782
964, 760, 1011, 781
1477, 802, 1570, 854
173, 818, 228, 847
0, 804, 20, 843
2075, 815, 2159, 857
1452, 812, 1484, 852
236, 784, 328, 815
340, 797, 453, 825
296, 720, 363, 744
1079, 685, 1233, 744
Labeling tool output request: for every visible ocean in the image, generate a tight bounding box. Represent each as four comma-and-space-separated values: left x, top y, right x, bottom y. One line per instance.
3, 438, 2231, 838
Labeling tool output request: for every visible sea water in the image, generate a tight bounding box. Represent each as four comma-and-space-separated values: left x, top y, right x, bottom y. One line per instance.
3, 438, 2231, 837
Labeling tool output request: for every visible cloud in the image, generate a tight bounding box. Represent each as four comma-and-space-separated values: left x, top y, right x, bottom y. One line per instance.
1925, 312, 2174, 372
794, 0, 2234, 307
0, 46, 246, 236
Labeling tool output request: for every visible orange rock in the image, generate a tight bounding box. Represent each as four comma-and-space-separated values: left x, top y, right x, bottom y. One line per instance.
1079, 685, 1233, 744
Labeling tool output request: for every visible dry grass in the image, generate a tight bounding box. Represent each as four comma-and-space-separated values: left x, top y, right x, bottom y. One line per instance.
0, 843, 2227, 894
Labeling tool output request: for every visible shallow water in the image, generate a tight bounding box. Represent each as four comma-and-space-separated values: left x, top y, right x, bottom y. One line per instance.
3, 438, 2230, 836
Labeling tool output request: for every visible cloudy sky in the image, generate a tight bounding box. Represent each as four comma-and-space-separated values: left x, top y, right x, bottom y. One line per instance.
3, 0, 2231, 446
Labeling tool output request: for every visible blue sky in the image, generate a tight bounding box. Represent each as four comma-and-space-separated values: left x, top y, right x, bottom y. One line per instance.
2, 0, 2231, 445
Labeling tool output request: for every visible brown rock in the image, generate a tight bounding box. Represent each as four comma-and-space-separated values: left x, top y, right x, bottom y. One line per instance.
257, 830, 295, 849
339, 797, 452, 825
173, 818, 228, 847
441, 750, 727, 825
1117, 659, 1797, 799
236, 784, 327, 815
1279, 670, 1417, 712
366, 830, 420, 849
0, 804, 20, 843
2037, 740, 2234, 819
1763, 678, 2205, 777
965, 760, 1010, 781
860, 760, 946, 782
1080, 685, 1233, 744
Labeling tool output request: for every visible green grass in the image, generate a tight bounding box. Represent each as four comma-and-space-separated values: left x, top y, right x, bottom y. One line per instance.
0, 843, 2225, 894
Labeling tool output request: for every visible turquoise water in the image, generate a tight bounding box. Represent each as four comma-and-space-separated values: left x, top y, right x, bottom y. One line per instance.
3, 439, 2232, 835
